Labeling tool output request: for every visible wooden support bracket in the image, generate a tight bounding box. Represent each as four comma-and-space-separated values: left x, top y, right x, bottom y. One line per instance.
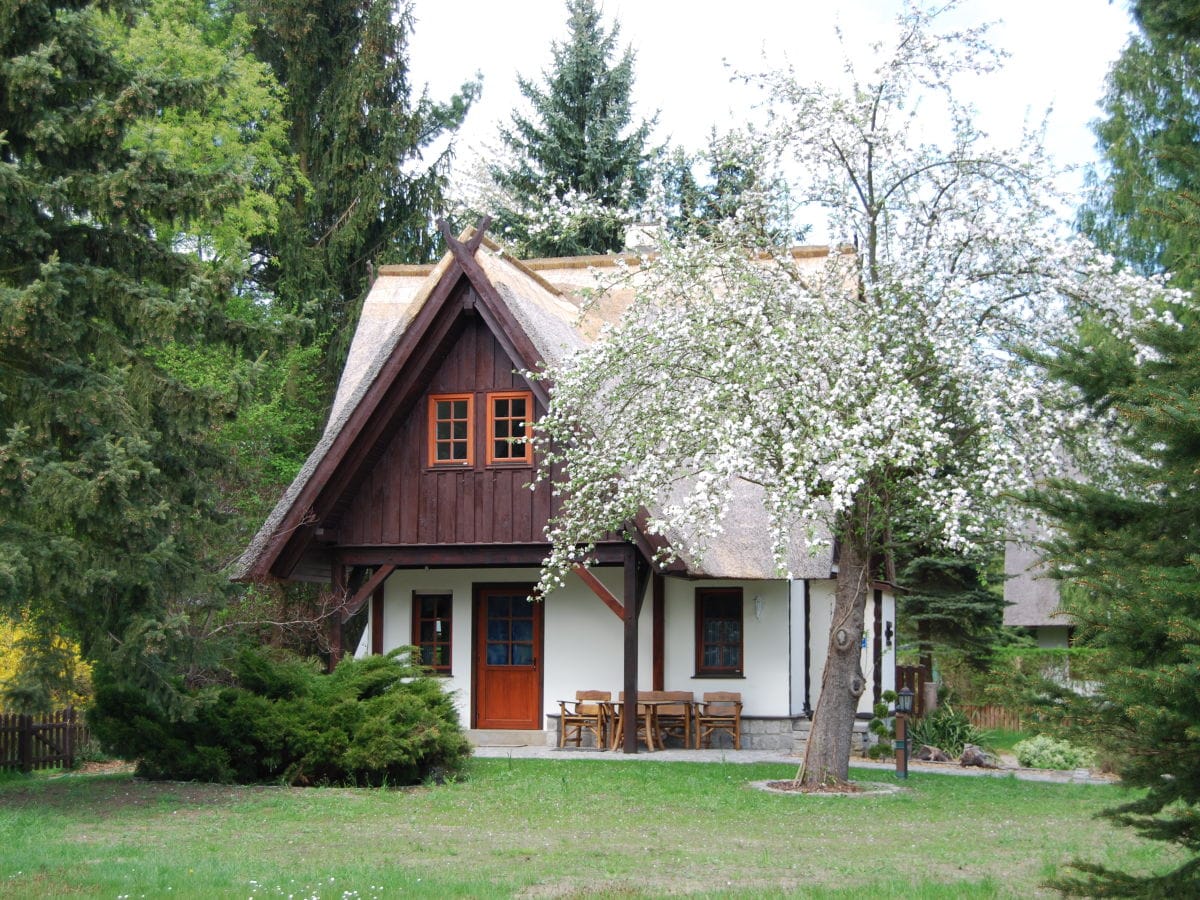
341, 564, 397, 623
572, 564, 625, 619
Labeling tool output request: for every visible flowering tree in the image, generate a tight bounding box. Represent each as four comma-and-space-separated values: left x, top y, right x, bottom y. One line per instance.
531, 1, 1164, 786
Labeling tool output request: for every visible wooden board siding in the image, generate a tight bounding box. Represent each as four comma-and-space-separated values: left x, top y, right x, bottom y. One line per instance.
338, 316, 554, 547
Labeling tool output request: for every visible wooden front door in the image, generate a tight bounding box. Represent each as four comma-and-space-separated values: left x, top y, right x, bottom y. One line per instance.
473, 585, 544, 729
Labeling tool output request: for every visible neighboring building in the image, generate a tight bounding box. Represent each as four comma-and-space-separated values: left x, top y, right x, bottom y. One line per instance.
1004, 540, 1071, 649
234, 225, 896, 750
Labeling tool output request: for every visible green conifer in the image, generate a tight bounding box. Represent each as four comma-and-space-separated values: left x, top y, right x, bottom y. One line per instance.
244, 0, 477, 370
491, 0, 654, 257
1, 0, 247, 708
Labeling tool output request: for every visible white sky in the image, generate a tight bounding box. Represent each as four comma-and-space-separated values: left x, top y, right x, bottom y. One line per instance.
409, 0, 1135, 200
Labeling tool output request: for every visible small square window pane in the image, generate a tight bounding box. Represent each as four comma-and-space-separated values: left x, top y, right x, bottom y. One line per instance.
511, 620, 533, 642
437, 422, 451, 440
453, 400, 467, 418
436, 444, 451, 461
452, 443, 467, 460
494, 440, 509, 459
495, 420, 510, 439
511, 644, 533, 665
511, 398, 526, 418
494, 398, 510, 418
453, 421, 468, 439
487, 643, 509, 665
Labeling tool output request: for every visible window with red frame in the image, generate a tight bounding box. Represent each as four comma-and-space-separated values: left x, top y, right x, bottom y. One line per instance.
486, 391, 533, 465
695, 588, 743, 675
428, 394, 473, 466
412, 592, 452, 673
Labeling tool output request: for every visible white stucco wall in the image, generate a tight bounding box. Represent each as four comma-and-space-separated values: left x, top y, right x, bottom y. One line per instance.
371, 566, 651, 728
367, 567, 893, 728
804, 579, 895, 717
660, 578, 792, 717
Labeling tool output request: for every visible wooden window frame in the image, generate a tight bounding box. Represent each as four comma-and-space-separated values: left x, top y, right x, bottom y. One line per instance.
695, 588, 744, 677
412, 591, 453, 674
485, 390, 534, 466
428, 393, 474, 467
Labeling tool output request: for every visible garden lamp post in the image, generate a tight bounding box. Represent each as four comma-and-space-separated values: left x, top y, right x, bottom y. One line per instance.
895, 686, 914, 779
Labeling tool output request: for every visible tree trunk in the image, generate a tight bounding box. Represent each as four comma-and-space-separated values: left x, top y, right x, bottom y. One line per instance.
799, 520, 871, 787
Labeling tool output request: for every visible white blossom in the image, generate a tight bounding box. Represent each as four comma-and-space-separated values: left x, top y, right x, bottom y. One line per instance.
527, 1, 1169, 599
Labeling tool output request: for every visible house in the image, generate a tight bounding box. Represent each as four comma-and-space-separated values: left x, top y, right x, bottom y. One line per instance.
1004, 539, 1072, 649
234, 223, 896, 751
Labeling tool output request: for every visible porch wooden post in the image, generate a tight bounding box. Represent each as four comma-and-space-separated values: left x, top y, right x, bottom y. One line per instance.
621, 544, 639, 754
329, 560, 345, 672
652, 573, 665, 691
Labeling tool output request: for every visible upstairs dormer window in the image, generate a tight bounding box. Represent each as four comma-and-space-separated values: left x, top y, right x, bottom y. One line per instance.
429, 394, 474, 466
427, 391, 533, 468
487, 391, 533, 465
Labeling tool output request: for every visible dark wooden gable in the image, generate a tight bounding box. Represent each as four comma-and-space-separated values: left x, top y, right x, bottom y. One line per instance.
335, 311, 553, 547
249, 227, 562, 581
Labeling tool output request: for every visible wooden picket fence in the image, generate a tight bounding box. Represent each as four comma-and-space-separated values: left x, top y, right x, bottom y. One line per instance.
961, 704, 1022, 732
0, 708, 90, 773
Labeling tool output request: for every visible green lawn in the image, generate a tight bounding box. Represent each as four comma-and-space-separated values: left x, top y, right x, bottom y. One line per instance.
0, 758, 1182, 898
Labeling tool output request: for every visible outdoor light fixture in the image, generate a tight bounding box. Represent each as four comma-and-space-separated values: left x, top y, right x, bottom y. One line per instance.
884, 620, 894, 648
894, 686, 914, 779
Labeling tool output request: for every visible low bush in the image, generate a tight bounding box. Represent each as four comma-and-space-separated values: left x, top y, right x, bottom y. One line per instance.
1012, 734, 1096, 770
865, 691, 896, 759
90, 648, 470, 786
908, 704, 984, 758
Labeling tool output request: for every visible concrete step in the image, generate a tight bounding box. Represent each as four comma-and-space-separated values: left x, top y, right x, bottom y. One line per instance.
466, 728, 554, 748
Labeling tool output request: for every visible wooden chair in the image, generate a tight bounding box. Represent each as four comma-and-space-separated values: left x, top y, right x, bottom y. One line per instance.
695, 691, 742, 749
652, 691, 694, 749
558, 690, 610, 749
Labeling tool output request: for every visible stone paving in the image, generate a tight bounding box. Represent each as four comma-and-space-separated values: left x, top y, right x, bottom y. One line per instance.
471, 743, 1118, 785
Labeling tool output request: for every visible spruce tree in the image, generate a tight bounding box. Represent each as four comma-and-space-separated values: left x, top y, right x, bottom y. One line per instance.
1078, 26, 1200, 288
897, 552, 1007, 672
1033, 8, 1200, 891
1032, 308, 1200, 895
490, 0, 654, 257
1134, 0, 1200, 41
244, 0, 477, 369
1, 0, 247, 708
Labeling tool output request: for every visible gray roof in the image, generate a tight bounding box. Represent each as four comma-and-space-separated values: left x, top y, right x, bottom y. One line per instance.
1003, 540, 1068, 627
234, 237, 835, 583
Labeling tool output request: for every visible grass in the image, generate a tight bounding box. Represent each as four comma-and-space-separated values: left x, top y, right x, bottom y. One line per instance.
0, 757, 1184, 898
984, 728, 1037, 753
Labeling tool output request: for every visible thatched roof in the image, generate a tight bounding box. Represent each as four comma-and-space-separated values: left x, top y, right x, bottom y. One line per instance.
1003, 540, 1068, 628
234, 231, 837, 583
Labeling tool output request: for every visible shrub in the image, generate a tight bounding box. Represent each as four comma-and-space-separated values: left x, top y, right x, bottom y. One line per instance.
865, 692, 896, 759
90, 648, 471, 786
1013, 734, 1096, 770
908, 704, 984, 758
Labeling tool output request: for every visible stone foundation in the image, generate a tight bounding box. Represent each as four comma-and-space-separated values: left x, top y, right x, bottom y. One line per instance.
542, 715, 879, 754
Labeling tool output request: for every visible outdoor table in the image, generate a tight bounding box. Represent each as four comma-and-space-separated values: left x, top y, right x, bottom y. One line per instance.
604, 699, 686, 751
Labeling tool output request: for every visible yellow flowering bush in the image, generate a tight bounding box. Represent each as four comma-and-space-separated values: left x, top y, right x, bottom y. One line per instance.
0, 615, 92, 710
